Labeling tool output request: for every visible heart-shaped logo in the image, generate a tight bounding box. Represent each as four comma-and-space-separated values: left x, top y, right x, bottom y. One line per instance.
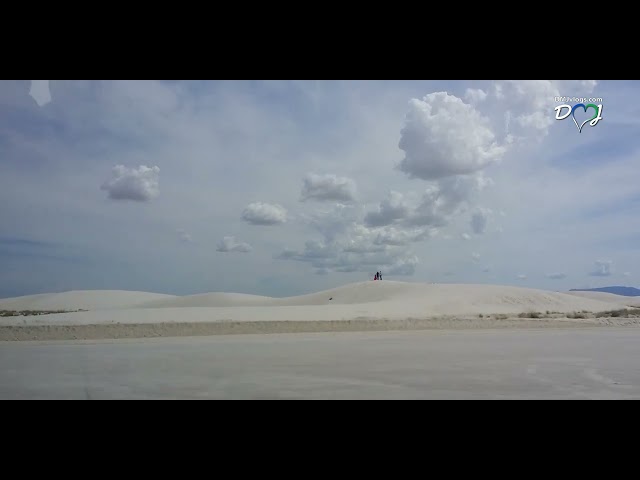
571, 103, 599, 133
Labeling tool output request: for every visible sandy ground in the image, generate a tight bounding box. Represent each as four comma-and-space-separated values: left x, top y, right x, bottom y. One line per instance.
1, 316, 625, 341
2, 281, 638, 341
3, 328, 640, 399
566, 290, 640, 307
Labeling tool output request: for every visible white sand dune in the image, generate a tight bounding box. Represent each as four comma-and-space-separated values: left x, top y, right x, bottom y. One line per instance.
565, 290, 640, 307
1, 281, 634, 329
138, 292, 275, 308
0, 290, 177, 311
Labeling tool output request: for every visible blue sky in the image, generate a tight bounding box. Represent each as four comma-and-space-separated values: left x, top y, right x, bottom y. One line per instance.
0, 80, 637, 298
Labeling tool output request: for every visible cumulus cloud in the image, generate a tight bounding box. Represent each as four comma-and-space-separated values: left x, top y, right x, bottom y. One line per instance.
300, 173, 357, 202
241, 202, 287, 225
397, 92, 507, 180
517, 274, 527, 280
101, 165, 160, 202
301, 204, 364, 242
464, 88, 487, 104
472, 252, 481, 263
177, 229, 192, 243
405, 174, 493, 228
364, 191, 410, 227
216, 236, 252, 253
373, 226, 432, 246
546, 272, 567, 280
29, 80, 52, 107
470, 208, 492, 235
589, 260, 613, 277
385, 255, 420, 275
276, 235, 420, 276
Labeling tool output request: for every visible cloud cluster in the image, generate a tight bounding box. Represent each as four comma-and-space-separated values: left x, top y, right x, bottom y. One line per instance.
464, 88, 487, 104
101, 165, 160, 202
397, 92, 507, 180
364, 191, 410, 227
589, 260, 613, 277
277, 205, 422, 276
216, 236, 252, 253
241, 202, 287, 225
300, 173, 357, 202
546, 272, 567, 280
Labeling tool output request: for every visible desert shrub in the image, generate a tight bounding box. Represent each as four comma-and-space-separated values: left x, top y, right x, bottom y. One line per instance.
595, 309, 640, 318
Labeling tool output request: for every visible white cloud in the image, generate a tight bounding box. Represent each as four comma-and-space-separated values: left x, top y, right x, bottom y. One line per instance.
589, 260, 613, 277
385, 255, 419, 275
300, 173, 357, 202
397, 92, 507, 180
461, 233, 471, 240
470, 207, 492, 235
275, 226, 421, 276
546, 272, 567, 280
177, 229, 192, 243
101, 165, 160, 202
29, 80, 52, 107
216, 236, 252, 253
241, 202, 287, 225
517, 274, 527, 280
472, 252, 481, 263
364, 191, 410, 227
301, 204, 364, 241
405, 174, 493, 228
373, 226, 432, 246
464, 88, 487, 104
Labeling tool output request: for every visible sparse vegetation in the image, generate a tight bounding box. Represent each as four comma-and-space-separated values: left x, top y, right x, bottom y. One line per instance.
0, 309, 86, 317
494, 314, 509, 320
478, 314, 483, 318
518, 311, 542, 319
595, 309, 640, 318
567, 312, 588, 319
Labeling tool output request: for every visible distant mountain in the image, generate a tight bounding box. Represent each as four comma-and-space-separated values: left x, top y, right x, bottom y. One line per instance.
569, 286, 640, 297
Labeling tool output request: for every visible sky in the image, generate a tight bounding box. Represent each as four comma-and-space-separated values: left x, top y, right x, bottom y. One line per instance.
0, 80, 638, 298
